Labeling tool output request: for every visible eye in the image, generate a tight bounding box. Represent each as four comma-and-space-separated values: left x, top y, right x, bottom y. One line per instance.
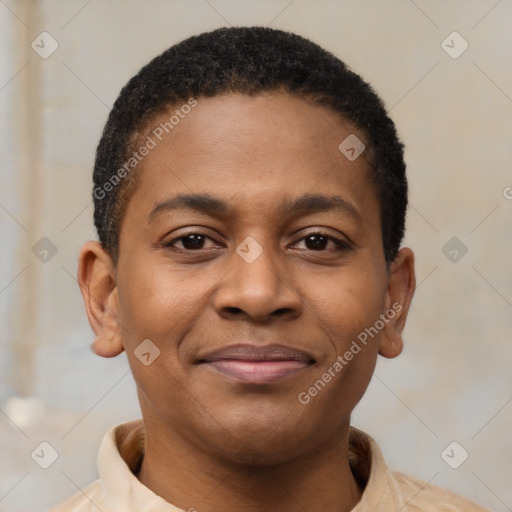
164, 230, 351, 253
293, 232, 351, 252
165, 232, 219, 251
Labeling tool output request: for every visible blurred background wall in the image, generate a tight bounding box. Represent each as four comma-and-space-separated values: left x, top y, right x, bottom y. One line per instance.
0, 1, 511, 511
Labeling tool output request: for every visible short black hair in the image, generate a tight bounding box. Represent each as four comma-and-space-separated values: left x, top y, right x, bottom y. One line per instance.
93, 26, 407, 264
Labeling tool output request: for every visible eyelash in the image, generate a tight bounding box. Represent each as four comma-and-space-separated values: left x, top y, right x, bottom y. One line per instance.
165, 231, 351, 253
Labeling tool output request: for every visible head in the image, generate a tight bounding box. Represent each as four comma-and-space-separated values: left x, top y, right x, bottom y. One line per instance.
79, 27, 415, 465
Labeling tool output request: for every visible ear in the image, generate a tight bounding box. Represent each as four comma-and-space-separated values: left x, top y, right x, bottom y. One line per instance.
77, 241, 124, 358
379, 247, 416, 359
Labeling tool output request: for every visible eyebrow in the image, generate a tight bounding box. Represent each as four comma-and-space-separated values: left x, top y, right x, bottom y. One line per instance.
148, 193, 364, 223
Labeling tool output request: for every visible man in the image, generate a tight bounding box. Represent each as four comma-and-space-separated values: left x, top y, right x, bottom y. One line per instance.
52, 26, 489, 511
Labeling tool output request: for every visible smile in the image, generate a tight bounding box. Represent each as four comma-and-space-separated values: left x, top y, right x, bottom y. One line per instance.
198, 344, 315, 384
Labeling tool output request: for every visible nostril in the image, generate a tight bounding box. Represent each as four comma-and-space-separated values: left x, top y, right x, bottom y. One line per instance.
225, 307, 242, 315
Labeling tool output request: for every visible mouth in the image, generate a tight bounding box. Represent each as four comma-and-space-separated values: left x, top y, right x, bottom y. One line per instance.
197, 344, 315, 384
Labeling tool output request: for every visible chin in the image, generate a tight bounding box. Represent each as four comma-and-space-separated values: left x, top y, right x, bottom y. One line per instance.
219, 437, 303, 468
204, 417, 318, 467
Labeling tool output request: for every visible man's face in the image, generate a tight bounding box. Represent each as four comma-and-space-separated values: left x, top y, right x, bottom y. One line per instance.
104, 92, 409, 464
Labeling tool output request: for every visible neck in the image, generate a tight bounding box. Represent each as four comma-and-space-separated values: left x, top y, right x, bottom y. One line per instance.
137, 421, 362, 512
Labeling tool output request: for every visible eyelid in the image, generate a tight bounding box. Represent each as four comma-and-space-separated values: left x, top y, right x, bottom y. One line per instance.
290, 230, 352, 250
164, 229, 222, 248
164, 228, 352, 252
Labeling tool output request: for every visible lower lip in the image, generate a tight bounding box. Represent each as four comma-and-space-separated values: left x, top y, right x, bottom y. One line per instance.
204, 360, 310, 384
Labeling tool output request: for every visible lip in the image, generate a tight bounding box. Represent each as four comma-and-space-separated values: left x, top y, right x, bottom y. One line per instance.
198, 344, 315, 384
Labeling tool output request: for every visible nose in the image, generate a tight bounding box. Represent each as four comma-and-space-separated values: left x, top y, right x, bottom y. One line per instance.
213, 241, 302, 323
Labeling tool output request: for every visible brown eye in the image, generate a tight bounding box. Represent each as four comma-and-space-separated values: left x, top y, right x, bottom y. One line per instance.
167, 233, 216, 250
304, 234, 329, 250
294, 232, 351, 252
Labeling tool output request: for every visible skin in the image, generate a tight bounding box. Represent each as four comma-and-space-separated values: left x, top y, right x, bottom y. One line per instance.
78, 92, 415, 512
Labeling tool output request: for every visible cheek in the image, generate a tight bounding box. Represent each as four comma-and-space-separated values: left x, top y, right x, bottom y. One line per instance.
311, 261, 386, 405
118, 256, 177, 314
116, 266, 193, 411
306, 260, 386, 347
115, 260, 220, 350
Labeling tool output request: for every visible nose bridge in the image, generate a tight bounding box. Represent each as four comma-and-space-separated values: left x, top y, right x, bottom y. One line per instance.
214, 233, 301, 320
234, 233, 283, 295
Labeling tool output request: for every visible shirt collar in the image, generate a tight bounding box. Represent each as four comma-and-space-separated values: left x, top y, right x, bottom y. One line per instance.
98, 419, 398, 511
348, 427, 406, 511
98, 420, 181, 511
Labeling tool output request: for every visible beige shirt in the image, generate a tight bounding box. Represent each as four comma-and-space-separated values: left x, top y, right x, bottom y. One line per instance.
50, 419, 490, 512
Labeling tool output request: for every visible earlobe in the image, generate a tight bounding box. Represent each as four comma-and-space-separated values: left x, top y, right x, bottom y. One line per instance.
379, 332, 403, 359
78, 241, 125, 358
90, 328, 124, 358
379, 247, 416, 359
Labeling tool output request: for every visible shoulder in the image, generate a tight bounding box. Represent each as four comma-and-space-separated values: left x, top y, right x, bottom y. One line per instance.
348, 427, 490, 512
48, 419, 150, 512
48, 479, 105, 512
390, 471, 491, 511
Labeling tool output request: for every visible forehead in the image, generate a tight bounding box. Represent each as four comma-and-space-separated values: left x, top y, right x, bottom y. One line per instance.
148, 92, 365, 165
126, 92, 378, 225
